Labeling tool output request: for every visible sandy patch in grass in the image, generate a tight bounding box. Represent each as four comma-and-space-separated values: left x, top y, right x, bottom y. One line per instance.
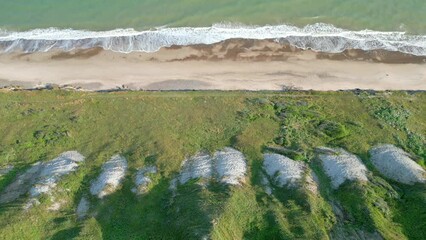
48, 199, 67, 211
23, 198, 40, 211
305, 171, 319, 195
370, 144, 425, 184
316, 147, 368, 189
90, 155, 128, 198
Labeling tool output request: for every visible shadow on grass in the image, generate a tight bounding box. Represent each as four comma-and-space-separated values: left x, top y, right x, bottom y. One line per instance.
0, 164, 42, 230
246, 149, 393, 239
0, 200, 26, 229
50, 226, 82, 240
87, 172, 233, 239
245, 157, 330, 239
166, 180, 232, 239
243, 210, 291, 240
311, 158, 384, 238
87, 177, 170, 239
393, 183, 426, 240
269, 187, 330, 239
46, 142, 116, 239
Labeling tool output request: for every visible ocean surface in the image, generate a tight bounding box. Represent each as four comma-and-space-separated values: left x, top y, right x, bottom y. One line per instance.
0, 0, 425, 55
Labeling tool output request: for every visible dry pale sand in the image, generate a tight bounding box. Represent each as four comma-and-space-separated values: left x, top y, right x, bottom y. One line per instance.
0, 39, 425, 91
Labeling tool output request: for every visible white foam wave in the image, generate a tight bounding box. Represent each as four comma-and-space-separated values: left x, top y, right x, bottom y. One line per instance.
0, 23, 425, 56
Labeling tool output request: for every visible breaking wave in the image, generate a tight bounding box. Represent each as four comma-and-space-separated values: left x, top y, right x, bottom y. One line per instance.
0, 23, 425, 56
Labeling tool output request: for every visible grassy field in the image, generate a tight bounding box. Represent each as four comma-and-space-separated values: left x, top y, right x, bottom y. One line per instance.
0, 90, 425, 240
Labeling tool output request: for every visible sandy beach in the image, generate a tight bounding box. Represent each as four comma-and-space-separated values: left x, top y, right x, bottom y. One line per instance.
0, 39, 425, 91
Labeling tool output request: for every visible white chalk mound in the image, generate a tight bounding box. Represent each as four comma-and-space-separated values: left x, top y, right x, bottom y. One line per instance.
132, 166, 157, 194
213, 147, 247, 185
0, 151, 85, 204
90, 155, 128, 198
30, 151, 85, 197
263, 153, 305, 188
370, 144, 426, 185
179, 153, 213, 184
175, 147, 247, 186
317, 147, 368, 189
262, 153, 319, 194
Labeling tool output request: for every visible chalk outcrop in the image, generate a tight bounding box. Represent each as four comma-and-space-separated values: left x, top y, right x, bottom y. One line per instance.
30, 151, 85, 197
262, 153, 319, 195
263, 153, 306, 188
174, 147, 247, 187
179, 153, 212, 184
213, 147, 247, 185
90, 155, 128, 198
132, 166, 157, 194
0, 151, 85, 204
317, 147, 368, 189
370, 144, 425, 185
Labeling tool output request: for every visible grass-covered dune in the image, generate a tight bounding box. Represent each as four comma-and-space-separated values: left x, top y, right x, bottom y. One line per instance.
0, 90, 425, 240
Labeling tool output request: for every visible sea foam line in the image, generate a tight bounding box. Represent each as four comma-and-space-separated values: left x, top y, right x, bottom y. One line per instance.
0, 23, 425, 56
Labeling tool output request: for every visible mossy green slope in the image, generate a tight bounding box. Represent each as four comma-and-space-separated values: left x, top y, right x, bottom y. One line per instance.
0, 90, 424, 239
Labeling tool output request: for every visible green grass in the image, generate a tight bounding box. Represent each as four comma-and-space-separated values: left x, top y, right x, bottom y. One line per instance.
0, 90, 424, 239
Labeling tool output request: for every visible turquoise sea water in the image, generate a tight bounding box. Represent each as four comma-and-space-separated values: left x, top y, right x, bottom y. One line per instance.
0, 0, 425, 33
0, 0, 425, 54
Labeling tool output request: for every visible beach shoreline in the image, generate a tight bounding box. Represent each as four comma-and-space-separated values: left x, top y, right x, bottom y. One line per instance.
1, 39, 425, 91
